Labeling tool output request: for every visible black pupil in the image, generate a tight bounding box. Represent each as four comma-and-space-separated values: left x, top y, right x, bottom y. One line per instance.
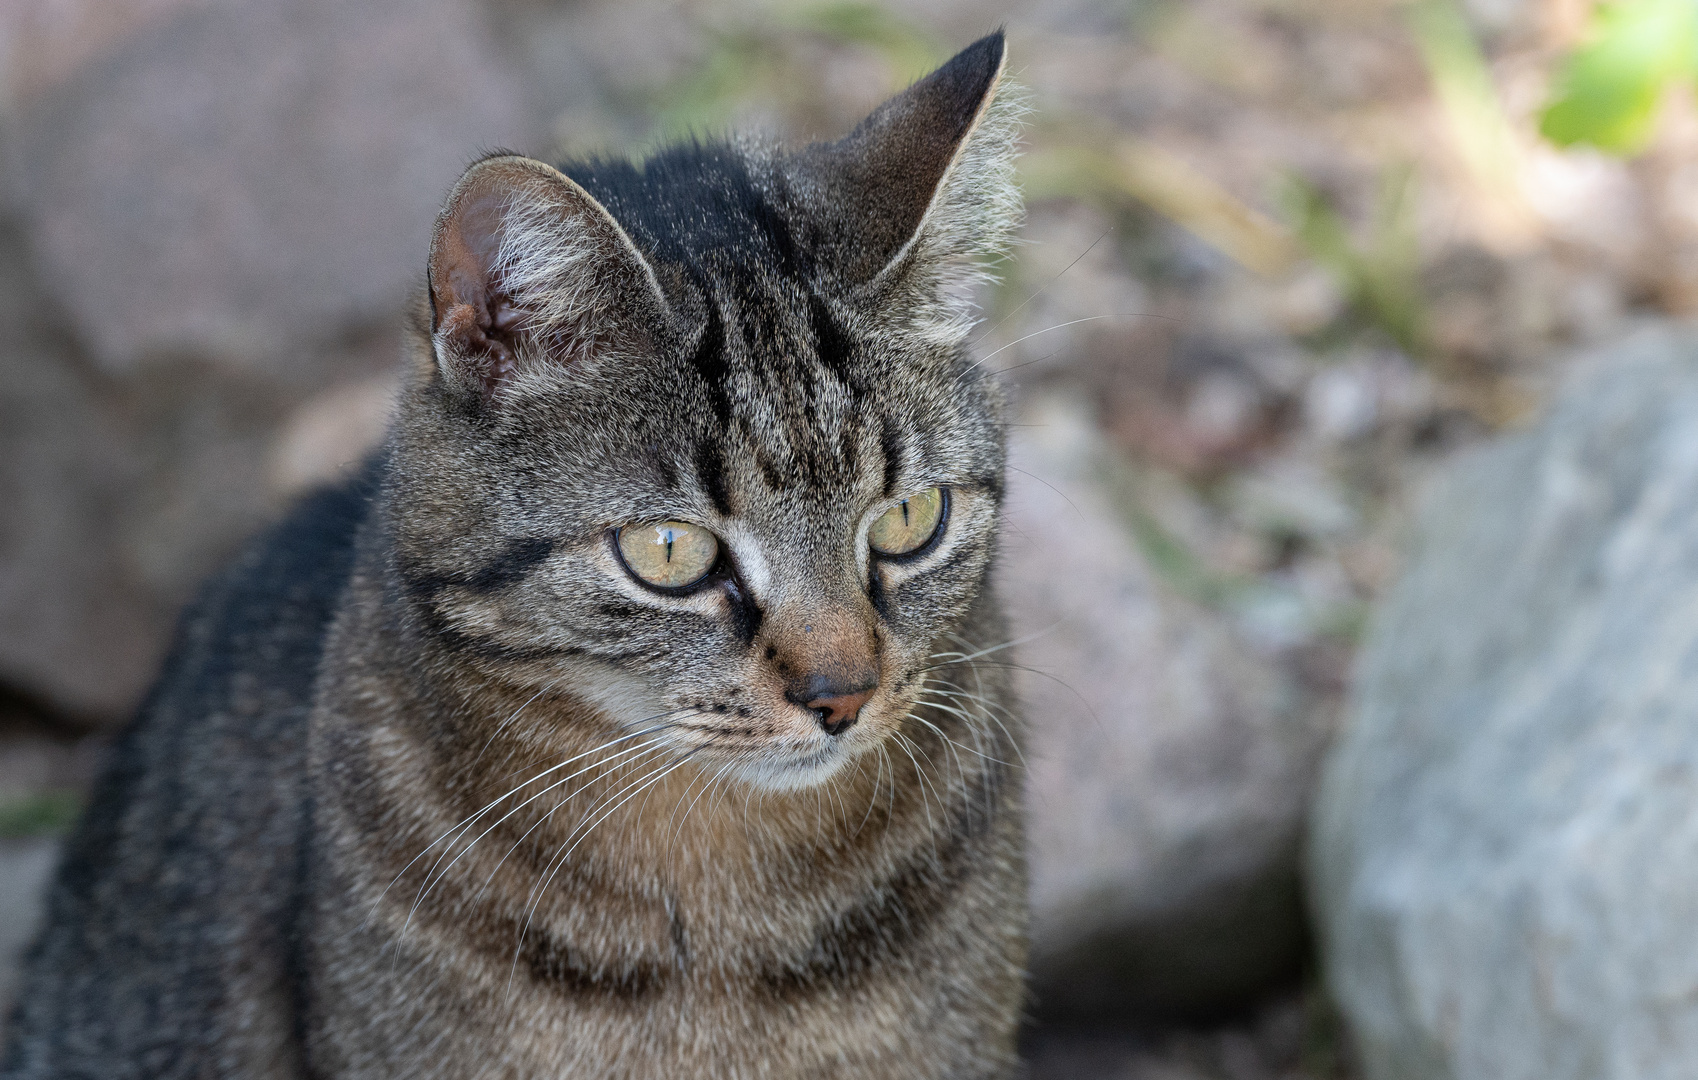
900, 501, 910, 526
664, 531, 675, 562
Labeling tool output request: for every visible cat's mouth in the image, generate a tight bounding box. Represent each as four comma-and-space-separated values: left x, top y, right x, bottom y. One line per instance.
741, 742, 852, 791
661, 696, 900, 793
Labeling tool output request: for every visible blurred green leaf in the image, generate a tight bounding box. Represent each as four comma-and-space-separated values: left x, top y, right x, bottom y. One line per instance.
1281, 168, 1427, 357
0, 790, 81, 839
1023, 139, 1300, 277
1407, 0, 1521, 195
784, 2, 942, 72
646, 2, 940, 140
1540, 0, 1698, 154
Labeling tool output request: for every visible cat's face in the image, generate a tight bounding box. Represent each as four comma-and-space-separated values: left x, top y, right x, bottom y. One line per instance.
390, 35, 1021, 790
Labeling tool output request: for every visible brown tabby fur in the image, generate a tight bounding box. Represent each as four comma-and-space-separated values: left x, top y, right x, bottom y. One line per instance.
4, 33, 1028, 1079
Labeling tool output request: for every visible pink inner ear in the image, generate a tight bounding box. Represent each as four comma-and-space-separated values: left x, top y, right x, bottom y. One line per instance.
433, 189, 506, 325
428, 155, 670, 397
432, 184, 528, 393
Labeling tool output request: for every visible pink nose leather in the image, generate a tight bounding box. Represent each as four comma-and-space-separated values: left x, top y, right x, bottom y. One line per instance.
807, 688, 873, 736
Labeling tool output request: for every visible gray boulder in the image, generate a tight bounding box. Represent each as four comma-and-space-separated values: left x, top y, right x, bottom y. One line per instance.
0, 0, 535, 720
8, 0, 533, 374
0, 839, 60, 1023
1312, 325, 1698, 1080
1006, 396, 1327, 1021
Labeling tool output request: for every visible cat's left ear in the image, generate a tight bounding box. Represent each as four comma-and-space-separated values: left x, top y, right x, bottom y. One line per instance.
428, 155, 670, 400
784, 32, 1024, 331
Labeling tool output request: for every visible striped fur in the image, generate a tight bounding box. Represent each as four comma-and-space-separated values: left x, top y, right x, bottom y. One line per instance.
4, 32, 1027, 1079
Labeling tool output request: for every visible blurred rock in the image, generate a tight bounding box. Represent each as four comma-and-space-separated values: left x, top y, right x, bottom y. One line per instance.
0, 216, 163, 721
0, 208, 399, 721
268, 374, 398, 497
9, 0, 534, 373
0, 839, 58, 1022
1312, 325, 1698, 1080
1007, 394, 1330, 1022
0, 0, 521, 722
1023, 987, 1344, 1080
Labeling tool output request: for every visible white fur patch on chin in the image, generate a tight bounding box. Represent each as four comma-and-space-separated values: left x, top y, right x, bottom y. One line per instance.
733, 743, 858, 792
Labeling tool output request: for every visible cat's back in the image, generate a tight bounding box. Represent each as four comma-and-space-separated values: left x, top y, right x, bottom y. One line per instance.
1, 469, 374, 1079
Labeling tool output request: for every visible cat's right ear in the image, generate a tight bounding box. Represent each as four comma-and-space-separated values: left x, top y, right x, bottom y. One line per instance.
427, 155, 669, 400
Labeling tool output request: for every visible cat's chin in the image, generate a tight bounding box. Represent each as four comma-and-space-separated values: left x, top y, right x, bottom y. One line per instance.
731, 745, 859, 792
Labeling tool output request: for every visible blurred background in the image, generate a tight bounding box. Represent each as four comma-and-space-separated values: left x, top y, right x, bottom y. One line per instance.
0, 0, 1689, 1075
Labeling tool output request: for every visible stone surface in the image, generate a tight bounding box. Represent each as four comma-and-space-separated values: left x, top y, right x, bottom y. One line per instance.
0, 838, 60, 1026
8, 0, 534, 373
0, 212, 316, 720
1311, 325, 1698, 1080
1007, 395, 1329, 1022
0, 0, 530, 720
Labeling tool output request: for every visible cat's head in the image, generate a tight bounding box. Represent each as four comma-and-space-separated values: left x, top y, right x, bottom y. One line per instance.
390, 33, 1023, 790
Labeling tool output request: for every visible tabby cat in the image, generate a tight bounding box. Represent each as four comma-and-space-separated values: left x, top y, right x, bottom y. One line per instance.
3, 31, 1028, 1079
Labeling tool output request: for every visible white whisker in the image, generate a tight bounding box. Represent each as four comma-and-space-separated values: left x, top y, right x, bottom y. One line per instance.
368, 715, 686, 938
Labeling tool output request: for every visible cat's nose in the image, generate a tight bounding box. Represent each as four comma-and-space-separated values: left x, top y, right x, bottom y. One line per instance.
789, 677, 875, 736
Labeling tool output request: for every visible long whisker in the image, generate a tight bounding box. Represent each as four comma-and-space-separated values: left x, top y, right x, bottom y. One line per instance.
472, 676, 561, 766
908, 711, 969, 793
412, 722, 676, 887
849, 755, 878, 839
938, 657, 1099, 728
368, 715, 686, 935
507, 749, 704, 996
854, 743, 890, 839
919, 680, 1022, 725
914, 624, 1058, 672
922, 644, 1031, 772
822, 762, 852, 831
926, 683, 1029, 772
879, 742, 897, 841
919, 684, 1019, 723
664, 757, 717, 855
404, 737, 674, 942
464, 738, 679, 908
667, 754, 736, 858
957, 312, 1162, 383
891, 730, 942, 863
702, 755, 747, 831
969, 226, 1112, 347
910, 697, 1018, 769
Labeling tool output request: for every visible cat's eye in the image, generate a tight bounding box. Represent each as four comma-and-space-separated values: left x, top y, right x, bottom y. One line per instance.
869, 487, 947, 557
616, 521, 720, 590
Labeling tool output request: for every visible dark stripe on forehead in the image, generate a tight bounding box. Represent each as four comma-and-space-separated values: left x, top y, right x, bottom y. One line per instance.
689, 290, 731, 431
880, 417, 904, 499
753, 446, 789, 492
835, 423, 860, 481
693, 441, 734, 517
640, 441, 680, 490
747, 189, 805, 279
808, 293, 855, 386
730, 276, 790, 367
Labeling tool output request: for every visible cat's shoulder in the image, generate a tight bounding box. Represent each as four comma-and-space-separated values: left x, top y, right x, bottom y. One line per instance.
0, 461, 377, 1079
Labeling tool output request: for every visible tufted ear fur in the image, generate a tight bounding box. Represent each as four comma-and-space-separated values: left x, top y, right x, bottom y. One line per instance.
784, 31, 1026, 344
428, 155, 670, 399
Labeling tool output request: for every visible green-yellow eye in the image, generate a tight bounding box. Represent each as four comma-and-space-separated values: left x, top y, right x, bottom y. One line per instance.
868, 487, 946, 557
617, 521, 720, 590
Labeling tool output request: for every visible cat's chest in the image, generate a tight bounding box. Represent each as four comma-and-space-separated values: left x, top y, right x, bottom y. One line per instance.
314, 845, 973, 1078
